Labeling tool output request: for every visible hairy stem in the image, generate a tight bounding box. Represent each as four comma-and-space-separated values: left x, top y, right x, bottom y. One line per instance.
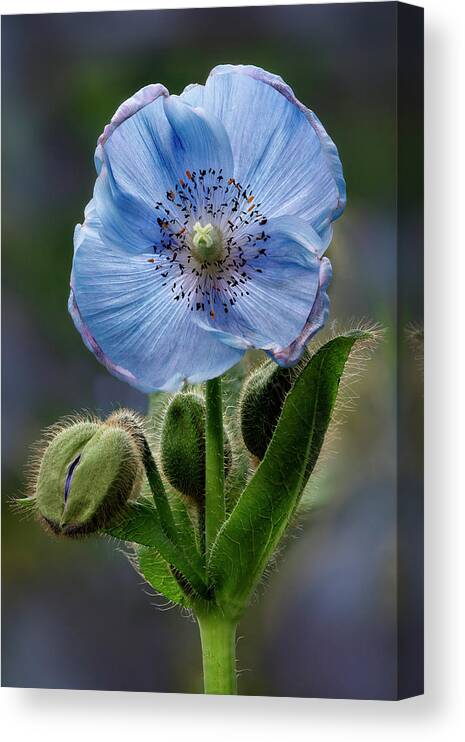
141, 437, 178, 544
197, 612, 237, 695
205, 377, 225, 551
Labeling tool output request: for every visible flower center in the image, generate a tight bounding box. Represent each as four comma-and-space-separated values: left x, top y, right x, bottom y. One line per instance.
149, 168, 271, 319
191, 222, 224, 264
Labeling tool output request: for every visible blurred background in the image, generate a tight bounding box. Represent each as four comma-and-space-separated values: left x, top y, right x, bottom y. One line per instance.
2, 3, 423, 698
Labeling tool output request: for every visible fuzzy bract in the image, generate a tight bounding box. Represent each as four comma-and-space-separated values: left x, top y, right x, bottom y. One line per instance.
70, 65, 345, 391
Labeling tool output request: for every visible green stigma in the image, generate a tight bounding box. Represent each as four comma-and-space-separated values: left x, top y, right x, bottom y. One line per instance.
191, 222, 224, 264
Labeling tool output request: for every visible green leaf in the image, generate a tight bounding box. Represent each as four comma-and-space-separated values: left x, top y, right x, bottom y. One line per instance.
209, 332, 365, 619
135, 546, 190, 607
104, 497, 164, 546
170, 493, 205, 574
104, 498, 210, 599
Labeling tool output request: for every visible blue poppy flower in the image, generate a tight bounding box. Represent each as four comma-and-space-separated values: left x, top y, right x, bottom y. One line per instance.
69, 64, 346, 392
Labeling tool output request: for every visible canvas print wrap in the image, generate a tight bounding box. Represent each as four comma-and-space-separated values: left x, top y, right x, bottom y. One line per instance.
2, 2, 424, 699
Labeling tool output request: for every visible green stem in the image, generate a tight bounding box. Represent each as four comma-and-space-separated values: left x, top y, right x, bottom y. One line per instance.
197, 613, 237, 695
205, 377, 225, 551
141, 437, 178, 544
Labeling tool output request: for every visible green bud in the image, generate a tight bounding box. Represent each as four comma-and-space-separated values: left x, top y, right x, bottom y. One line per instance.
160, 393, 231, 501
240, 361, 301, 461
34, 413, 144, 536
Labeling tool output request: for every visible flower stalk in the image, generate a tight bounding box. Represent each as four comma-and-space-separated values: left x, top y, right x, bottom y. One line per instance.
197, 612, 238, 695
205, 377, 225, 553
141, 436, 178, 544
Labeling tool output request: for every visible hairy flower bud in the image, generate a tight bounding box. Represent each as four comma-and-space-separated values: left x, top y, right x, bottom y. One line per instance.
160, 393, 231, 501
240, 361, 301, 460
34, 412, 144, 536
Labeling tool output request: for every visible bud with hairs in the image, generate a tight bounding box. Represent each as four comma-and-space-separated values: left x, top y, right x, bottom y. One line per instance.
27, 410, 145, 536
160, 392, 232, 503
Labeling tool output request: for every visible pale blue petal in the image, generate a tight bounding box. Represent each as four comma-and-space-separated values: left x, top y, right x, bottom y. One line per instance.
192, 216, 323, 355
162, 95, 233, 175
94, 94, 234, 253
210, 64, 346, 224
68, 289, 139, 387
94, 83, 169, 174
182, 69, 342, 246
269, 257, 333, 366
98, 83, 169, 147
70, 210, 243, 392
